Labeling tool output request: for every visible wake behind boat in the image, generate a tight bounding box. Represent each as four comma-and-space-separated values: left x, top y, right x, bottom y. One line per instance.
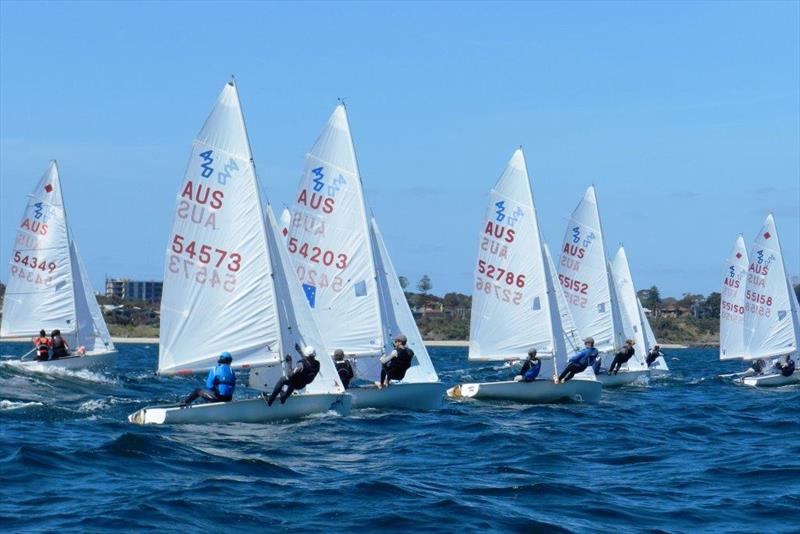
128, 80, 349, 425
1, 161, 116, 370
284, 104, 445, 410
448, 148, 601, 405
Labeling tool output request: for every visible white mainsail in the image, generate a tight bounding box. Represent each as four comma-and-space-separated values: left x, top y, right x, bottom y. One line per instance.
286, 104, 383, 356
2, 161, 75, 338
742, 214, 797, 361
370, 218, 439, 383
158, 81, 282, 375
719, 235, 749, 360
2, 161, 113, 353
469, 148, 559, 365
557, 186, 623, 353
610, 247, 649, 370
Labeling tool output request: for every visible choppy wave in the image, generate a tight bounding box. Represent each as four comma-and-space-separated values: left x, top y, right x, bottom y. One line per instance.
1, 342, 799, 532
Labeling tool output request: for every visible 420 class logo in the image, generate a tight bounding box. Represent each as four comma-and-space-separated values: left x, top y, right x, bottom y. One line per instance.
199, 150, 240, 186
494, 201, 524, 226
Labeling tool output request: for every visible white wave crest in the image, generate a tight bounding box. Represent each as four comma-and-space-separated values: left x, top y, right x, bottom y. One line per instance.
0, 399, 44, 410
1, 360, 115, 384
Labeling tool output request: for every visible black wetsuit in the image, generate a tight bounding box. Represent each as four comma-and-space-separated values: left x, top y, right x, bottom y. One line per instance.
381, 347, 414, 384
609, 346, 635, 375
267, 357, 320, 406
335, 360, 354, 389
645, 349, 662, 367
781, 358, 796, 377
51, 336, 69, 359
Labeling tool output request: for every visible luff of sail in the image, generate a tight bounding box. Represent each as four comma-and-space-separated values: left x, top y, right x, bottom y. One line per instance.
742, 214, 797, 361
719, 235, 749, 360
557, 186, 620, 353
469, 148, 556, 361
286, 104, 383, 356
158, 81, 281, 375
544, 243, 582, 354
1, 161, 76, 338
370, 218, 440, 383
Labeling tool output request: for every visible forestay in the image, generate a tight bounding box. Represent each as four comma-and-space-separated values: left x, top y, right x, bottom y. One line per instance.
370, 218, 439, 383
159, 81, 281, 375
286, 104, 383, 356
469, 148, 556, 362
1, 161, 75, 338
610, 247, 648, 370
557, 186, 621, 353
719, 236, 749, 360
742, 214, 797, 360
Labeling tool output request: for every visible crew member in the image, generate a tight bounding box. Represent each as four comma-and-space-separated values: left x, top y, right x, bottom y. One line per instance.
608, 339, 636, 375
514, 349, 541, 382
50, 329, 70, 359
779, 355, 796, 377
334, 349, 354, 389
182, 352, 236, 406
558, 338, 599, 383
32, 329, 51, 361
646, 345, 664, 367
378, 334, 414, 388
266, 343, 321, 406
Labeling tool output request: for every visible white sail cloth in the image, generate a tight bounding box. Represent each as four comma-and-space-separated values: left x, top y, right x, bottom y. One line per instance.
609, 247, 649, 370
719, 236, 749, 360
1, 161, 113, 353
742, 214, 797, 361
286, 104, 383, 357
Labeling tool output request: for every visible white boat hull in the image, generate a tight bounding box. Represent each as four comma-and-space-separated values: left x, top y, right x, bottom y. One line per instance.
446, 378, 602, 404
127, 393, 351, 425
349, 382, 446, 410
742, 370, 800, 388
18, 350, 117, 370
596, 369, 649, 388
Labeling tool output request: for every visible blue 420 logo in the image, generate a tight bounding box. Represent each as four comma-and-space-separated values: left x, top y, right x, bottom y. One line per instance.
200, 151, 214, 178
312, 167, 325, 192
495, 201, 506, 222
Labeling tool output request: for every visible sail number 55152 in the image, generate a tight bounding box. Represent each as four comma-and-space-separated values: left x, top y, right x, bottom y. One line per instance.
171, 234, 241, 272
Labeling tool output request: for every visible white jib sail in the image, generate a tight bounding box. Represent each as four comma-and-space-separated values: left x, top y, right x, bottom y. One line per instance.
286, 104, 383, 356
70, 241, 114, 353
556, 186, 620, 353
544, 243, 582, 354
469, 148, 556, 362
610, 247, 648, 370
742, 214, 797, 361
719, 235, 749, 361
370, 218, 439, 383
158, 81, 281, 375
787, 275, 800, 356
260, 206, 344, 395
1, 161, 77, 338
637, 298, 668, 370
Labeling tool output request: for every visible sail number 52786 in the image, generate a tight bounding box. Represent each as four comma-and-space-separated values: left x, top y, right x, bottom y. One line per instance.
477, 260, 525, 287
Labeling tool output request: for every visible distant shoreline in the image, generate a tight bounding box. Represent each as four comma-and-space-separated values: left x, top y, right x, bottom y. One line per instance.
0, 337, 691, 349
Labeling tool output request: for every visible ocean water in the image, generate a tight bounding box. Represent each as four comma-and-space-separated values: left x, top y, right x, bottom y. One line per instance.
1, 344, 798, 533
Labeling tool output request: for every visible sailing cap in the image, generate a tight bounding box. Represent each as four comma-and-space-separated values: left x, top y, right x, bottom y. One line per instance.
583, 337, 595, 344
394, 334, 408, 344
218, 351, 233, 363
527, 348, 538, 358
303, 346, 316, 357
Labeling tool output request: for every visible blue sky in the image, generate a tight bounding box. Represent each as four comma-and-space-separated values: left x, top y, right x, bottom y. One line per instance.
1, 1, 798, 298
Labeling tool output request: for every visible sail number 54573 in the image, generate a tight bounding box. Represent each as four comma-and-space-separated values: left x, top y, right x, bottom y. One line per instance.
171, 234, 241, 272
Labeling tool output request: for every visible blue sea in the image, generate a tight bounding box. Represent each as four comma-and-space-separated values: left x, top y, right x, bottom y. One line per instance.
1, 344, 798, 533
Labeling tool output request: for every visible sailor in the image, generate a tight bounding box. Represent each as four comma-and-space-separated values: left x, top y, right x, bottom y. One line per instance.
182, 352, 236, 406
558, 337, 599, 383
750, 359, 766, 375
50, 329, 70, 359
377, 334, 414, 389
608, 339, 636, 375
779, 355, 796, 377
32, 329, 51, 361
266, 344, 320, 406
514, 349, 541, 382
646, 345, 664, 367
333, 349, 354, 389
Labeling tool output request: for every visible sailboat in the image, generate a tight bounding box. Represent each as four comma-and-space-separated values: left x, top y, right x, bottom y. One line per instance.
447, 149, 601, 404
738, 214, 800, 387
611, 246, 668, 373
128, 81, 349, 425
285, 104, 444, 410
1, 161, 116, 369
556, 186, 648, 387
